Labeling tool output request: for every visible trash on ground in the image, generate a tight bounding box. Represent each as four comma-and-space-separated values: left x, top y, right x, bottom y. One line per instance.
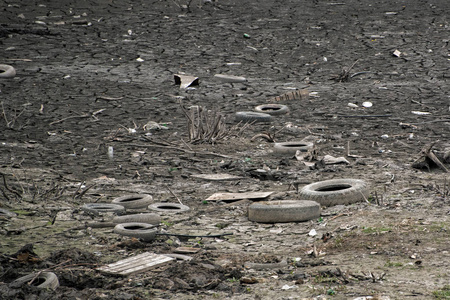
97, 252, 174, 275
308, 229, 317, 236
174, 74, 199, 89
174, 247, 201, 254
322, 155, 350, 165
393, 49, 401, 57
362, 101, 373, 108
191, 173, 244, 181
411, 111, 431, 115
206, 191, 273, 201
214, 74, 247, 83
348, 103, 359, 108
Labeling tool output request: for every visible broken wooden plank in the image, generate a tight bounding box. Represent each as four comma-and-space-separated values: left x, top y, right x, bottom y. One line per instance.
174, 247, 201, 254
191, 173, 244, 181
97, 252, 174, 276
206, 191, 273, 201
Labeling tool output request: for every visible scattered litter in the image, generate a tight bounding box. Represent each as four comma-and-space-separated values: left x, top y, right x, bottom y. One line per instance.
206, 191, 273, 201
381, 134, 389, 139
107, 146, 114, 159
308, 229, 317, 236
174, 247, 201, 254
191, 173, 244, 181
226, 62, 242, 66
243, 33, 251, 39
214, 74, 247, 83
143, 121, 170, 130
322, 155, 350, 165
348, 103, 359, 108
174, 74, 199, 89
97, 252, 174, 275
240, 277, 259, 284
411, 111, 431, 115
393, 49, 401, 57
136, 57, 144, 62
281, 284, 297, 290
362, 101, 373, 108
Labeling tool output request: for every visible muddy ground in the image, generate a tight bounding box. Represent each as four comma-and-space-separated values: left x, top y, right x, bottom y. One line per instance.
0, 0, 449, 299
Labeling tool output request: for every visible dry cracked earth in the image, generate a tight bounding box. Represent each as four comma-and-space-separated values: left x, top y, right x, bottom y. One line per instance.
0, 0, 449, 299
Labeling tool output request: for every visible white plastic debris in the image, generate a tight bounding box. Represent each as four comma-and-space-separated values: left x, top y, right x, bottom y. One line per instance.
136, 57, 144, 62
281, 284, 297, 290
393, 49, 401, 57
348, 103, 359, 108
411, 111, 431, 115
107, 146, 114, 159
381, 134, 389, 139
362, 101, 373, 108
308, 229, 317, 237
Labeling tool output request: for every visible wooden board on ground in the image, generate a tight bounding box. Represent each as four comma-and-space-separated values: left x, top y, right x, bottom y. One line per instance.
96, 252, 174, 276
174, 247, 201, 254
206, 191, 273, 202
191, 173, 244, 181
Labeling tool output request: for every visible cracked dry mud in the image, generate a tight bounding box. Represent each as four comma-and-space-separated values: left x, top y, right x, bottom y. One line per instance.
0, 0, 449, 299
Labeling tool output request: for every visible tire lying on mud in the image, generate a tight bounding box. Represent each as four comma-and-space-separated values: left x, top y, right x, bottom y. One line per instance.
111, 194, 153, 209
114, 222, 158, 242
248, 200, 321, 223
254, 104, 290, 116
0, 64, 16, 78
273, 141, 314, 156
298, 178, 369, 207
10, 272, 59, 290
82, 203, 125, 215
112, 213, 161, 225
148, 203, 190, 213
235, 111, 273, 123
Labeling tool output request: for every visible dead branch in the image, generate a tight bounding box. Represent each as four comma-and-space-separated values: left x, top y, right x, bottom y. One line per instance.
180, 104, 245, 144
412, 141, 449, 173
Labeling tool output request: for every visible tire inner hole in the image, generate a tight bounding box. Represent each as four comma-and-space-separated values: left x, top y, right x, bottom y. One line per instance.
283, 143, 307, 147
32, 278, 47, 286
96, 206, 114, 209
262, 107, 280, 111
316, 184, 352, 192
121, 197, 142, 202
157, 205, 180, 210
124, 225, 146, 230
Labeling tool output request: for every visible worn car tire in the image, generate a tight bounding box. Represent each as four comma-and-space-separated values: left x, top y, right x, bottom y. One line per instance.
82, 203, 125, 215
0, 208, 17, 218
254, 104, 289, 116
273, 141, 314, 156
111, 194, 153, 209
112, 213, 161, 225
0, 64, 16, 78
299, 178, 369, 206
148, 203, 190, 213
10, 272, 59, 290
248, 200, 320, 223
235, 111, 273, 123
114, 222, 157, 242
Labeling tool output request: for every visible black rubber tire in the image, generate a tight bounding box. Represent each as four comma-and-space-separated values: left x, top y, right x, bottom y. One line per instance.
111, 194, 153, 209
0, 64, 16, 78
254, 104, 289, 116
112, 213, 161, 225
235, 111, 273, 123
82, 203, 125, 215
10, 272, 59, 290
273, 141, 314, 156
248, 200, 320, 223
298, 178, 369, 207
0, 208, 17, 218
148, 203, 190, 213
114, 222, 157, 242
